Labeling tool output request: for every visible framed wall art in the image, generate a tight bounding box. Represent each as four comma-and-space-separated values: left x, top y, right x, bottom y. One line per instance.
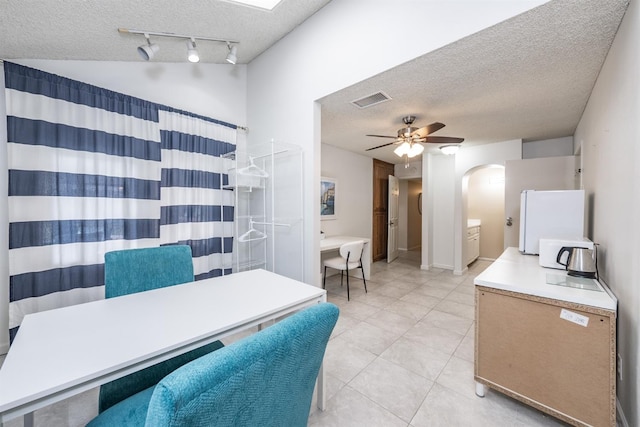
320, 177, 336, 220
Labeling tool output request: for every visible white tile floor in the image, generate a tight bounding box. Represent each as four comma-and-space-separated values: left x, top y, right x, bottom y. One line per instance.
308, 251, 568, 427
0, 251, 569, 426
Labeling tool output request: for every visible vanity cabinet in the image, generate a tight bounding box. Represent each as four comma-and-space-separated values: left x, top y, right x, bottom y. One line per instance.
474, 248, 617, 427
467, 220, 481, 265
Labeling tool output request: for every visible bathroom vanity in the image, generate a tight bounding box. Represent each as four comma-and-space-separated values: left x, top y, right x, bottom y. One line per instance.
467, 219, 481, 265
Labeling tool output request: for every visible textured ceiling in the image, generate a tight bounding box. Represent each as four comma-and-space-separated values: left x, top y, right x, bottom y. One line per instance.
319, 0, 630, 164
0, 0, 331, 64
0, 0, 630, 166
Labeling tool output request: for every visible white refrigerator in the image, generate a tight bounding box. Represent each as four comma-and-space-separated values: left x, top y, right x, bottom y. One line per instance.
519, 189, 585, 254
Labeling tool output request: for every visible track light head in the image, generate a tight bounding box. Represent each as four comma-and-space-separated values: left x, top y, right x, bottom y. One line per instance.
119, 28, 239, 64
137, 34, 159, 61
187, 38, 199, 63
226, 44, 238, 65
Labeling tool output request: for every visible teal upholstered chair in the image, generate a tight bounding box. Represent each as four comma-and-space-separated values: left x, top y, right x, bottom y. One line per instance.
98, 245, 225, 413
87, 302, 339, 427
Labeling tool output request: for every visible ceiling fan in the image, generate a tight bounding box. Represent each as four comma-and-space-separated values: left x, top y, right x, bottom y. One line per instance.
365, 115, 464, 159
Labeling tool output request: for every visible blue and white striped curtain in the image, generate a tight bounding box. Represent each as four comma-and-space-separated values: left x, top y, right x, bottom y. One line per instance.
4, 63, 236, 341
158, 109, 235, 280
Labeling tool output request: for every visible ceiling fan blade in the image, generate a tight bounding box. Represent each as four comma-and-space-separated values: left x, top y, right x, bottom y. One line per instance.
423, 136, 465, 144
412, 122, 446, 138
365, 141, 398, 151
366, 134, 397, 139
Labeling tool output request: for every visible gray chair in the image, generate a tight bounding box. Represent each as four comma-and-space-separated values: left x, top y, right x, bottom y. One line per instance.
86, 303, 339, 427
323, 240, 367, 300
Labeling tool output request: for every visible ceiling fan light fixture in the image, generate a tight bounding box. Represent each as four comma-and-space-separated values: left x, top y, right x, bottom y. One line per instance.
407, 142, 424, 158
394, 141, 411, 157
440, 144, 460, 155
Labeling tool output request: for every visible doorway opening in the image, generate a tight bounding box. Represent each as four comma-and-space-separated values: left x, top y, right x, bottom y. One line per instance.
465, 165, 505, 264
398, 178, 422, 255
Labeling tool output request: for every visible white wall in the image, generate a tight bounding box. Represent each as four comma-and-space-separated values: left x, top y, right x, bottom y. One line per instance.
0, 60, 247, 353
468, 166, 505, 260
320, 143, 372, 238
246, 0, 548, 285
451, 139, 522, 273
13, 60, 247, 125
395, 158, 422, 179
574, 0, 639, 423
522, 136, 574, 158
429, 154, 456, 269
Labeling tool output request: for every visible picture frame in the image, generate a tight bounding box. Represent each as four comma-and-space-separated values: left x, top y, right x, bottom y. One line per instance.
320, 177, 336, 220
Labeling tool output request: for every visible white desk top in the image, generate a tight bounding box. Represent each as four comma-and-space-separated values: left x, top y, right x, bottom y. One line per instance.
474, 248, 617, 311
0, 269, 326, 421
320, 235, 370, 252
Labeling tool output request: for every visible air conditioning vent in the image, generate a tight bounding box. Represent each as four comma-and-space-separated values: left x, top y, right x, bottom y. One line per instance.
351, 91, 391, 109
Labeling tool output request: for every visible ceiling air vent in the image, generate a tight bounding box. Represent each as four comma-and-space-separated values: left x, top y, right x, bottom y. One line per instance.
350, 91, 391, 109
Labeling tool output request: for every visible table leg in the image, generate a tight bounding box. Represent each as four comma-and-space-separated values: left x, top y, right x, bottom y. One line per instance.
475, 381, 486, 397
24, 412, 35, 427
317, 363, 326, 410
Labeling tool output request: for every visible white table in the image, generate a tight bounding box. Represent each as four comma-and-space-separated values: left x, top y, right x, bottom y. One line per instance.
0, 269, 327, 426
320, 235, 371, 280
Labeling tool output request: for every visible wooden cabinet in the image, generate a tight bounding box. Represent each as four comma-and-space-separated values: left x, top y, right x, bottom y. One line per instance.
475, 287, 616, 426
474, 249, 617, 427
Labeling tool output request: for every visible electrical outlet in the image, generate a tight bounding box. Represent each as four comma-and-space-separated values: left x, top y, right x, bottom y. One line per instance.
617, 353, 622, 380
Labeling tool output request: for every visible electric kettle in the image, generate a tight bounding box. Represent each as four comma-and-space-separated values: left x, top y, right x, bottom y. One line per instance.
556, 246, 598, 279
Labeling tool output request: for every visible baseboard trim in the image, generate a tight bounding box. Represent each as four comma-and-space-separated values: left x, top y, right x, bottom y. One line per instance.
432, 263, 454, 271
617, 398, 629, 427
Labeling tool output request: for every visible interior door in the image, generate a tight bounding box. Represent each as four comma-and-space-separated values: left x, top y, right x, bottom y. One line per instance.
387, 174, 400, 263
372, 159, 395, 262
504, 156, 578, 248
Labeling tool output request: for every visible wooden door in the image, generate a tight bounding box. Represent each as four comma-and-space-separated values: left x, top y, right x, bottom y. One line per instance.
372, 159, 395, 262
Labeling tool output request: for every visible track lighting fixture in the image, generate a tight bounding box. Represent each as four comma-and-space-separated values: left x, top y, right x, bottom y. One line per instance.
187, 38, 199, 63
226, 44, 238, 65
118, 28, 239, 64
137, 33, 159, 61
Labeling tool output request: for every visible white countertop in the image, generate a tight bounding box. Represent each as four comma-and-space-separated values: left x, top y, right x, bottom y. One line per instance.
474, 247, 617, 311
467, 219, 481, 228
320, 235, 370, 251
